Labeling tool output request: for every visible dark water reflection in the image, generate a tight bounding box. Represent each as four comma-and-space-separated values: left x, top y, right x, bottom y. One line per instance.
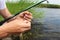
28, 8, 60, 40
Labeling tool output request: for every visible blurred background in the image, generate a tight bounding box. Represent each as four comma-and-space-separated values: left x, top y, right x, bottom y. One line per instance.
1, 0, 60, 40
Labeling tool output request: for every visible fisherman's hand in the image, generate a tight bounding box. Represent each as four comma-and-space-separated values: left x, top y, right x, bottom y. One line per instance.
0, 11, 32, 35
1, 17, 31, 33
0, 11, 32, 38
7, 11, 33, 22
16, 11, 33, 22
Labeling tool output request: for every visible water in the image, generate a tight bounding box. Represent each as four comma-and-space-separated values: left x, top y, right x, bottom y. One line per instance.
35, 8, 60, 32
29, 8, 60, 40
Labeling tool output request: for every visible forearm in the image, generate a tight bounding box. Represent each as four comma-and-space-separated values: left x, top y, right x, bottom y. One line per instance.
0, 26, 9, 38
0, 7, 12, 19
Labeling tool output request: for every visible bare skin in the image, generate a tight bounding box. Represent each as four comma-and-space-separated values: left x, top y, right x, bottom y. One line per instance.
0, 17, 31, 38
0, 3, 33, 38
0, 10, 32, 38
0, 7, 12, 19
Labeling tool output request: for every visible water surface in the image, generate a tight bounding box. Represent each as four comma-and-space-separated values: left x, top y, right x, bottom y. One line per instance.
35, 8, 60, 32
29, 8, 60, 40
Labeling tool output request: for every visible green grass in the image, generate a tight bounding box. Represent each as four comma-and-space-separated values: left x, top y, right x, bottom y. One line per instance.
7, 0, 44, 18
6, 0, 34, 14
0, 16, 4, 21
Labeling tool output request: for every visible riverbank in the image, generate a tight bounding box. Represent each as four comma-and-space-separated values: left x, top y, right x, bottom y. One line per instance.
37, 4, 60, 8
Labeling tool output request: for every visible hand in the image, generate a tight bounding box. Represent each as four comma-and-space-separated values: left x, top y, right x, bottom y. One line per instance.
0, 11, 32, 38
7, 11, 33, 22
16, 11, 33, 22
0, 11, 32, 35
1, 17, 31, 33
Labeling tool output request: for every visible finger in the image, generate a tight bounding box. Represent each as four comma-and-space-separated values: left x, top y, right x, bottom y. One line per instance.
24, 20, 31, 25
15, 11, 33, 21
24, 11, 32, 18
20, 27, 31, 32
24, 14, 33, 19
18, 11, 32, 17
21, 24, 31, 28
24, 14, 32, 21
21, 23, 31, 28
24, 15, 33, 21
18, 12, 26, 18
24, 17, 32, 22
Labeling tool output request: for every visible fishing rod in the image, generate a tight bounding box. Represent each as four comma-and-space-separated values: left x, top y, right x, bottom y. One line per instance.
0, 0, 49, 25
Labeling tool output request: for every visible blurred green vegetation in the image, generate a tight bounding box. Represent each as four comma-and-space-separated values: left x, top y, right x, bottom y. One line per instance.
0, 0, 44, 21
0, 0, 60, 21
37, 4, 60, 8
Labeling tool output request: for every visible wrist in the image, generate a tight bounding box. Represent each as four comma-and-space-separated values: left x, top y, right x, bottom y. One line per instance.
0, 26, 7, 32
0, 23, 10, 33
0, 26, 9, 38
